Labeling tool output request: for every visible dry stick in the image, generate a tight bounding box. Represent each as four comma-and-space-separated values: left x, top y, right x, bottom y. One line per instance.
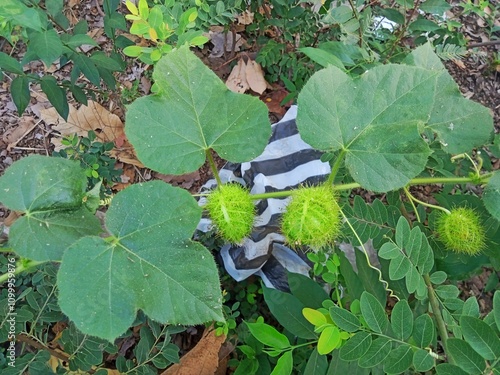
468, 40, 500, 48
17, 333, 70, 363
7, 119, 43, 152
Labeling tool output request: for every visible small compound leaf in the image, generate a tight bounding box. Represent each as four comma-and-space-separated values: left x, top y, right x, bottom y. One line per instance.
484, 172, 500, 221
303, 348, 328, 375
360, 291, 388, 334
391, 299, 413, 341
263, 286, 316, 339
271, 350, 293, 375
388, 253, 411, 280
460, 315, 500, 360
126, 46, 271, 175
435, 363, 470, 375
357, 337, 391, 368
41, 76, 69, 120
58, 181, 223, 342
299, 47, 345, 69
339, 331, 372, 361
0, 51, 24, 74
246, 322, 290, 350
71, 53, 101, 86
10, 75, 31, 116
383, 344, 413, 374
329, 306, 361, 332
413, 314, 435, 348
317, 326, 340, 355
0, 155, 87, 212
447, 338, 486, 375
413, 349, 435, 372
10, 208, 101, 261
30, 29, 63, 66
494, 291, 500, 332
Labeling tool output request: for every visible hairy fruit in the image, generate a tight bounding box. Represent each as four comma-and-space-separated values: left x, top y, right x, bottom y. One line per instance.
206, 184, 255, 243
281, 185, 341, 250
436, 207, 485, 255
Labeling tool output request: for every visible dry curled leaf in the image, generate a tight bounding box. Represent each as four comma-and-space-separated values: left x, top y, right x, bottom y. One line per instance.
2, 116, 38, 151
226, 58, 249, 93
236, 10, 254, 25
162, 327, 226, 375
40, 100, 143, 167
41, 100, 125, 150
245, 60, 267, 95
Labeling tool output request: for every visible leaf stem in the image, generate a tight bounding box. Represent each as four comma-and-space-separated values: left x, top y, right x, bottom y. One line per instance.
327, 150, 346, 186
423, 274, 452, 363
0, 259, 45, 285
206, 149, 222, 187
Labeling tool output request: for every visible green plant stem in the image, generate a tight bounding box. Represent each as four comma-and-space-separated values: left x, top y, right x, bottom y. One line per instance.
403, 187, 451, 215
423, 274, 453, 363
0, 260, 45, 285
251, 174, 491, 201
206, 149, 222, 186
327, 149, 346, 186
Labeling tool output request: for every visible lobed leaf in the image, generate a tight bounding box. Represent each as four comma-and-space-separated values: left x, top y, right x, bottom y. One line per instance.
0, 155, 101, 261
57, 181, 223, 342
483, 172, 500, 221
126, 46, 271, 175
297, 64, 435, 192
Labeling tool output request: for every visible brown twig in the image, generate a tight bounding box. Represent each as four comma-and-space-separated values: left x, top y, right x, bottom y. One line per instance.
17, 333, 70, 362
467, 40, 500, 48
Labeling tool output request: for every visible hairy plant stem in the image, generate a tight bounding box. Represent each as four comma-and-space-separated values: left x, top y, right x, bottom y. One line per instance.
206, 149, 222, 187
327, 149, 346, 186
250, 174, 491, 201
0, 260, 45, 285
423, 273, 453, 364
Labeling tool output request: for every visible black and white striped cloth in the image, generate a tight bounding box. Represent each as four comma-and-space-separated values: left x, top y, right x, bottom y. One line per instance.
197, 106, 332, 291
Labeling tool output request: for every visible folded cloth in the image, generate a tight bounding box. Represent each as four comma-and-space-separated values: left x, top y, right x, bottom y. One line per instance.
197, 106, 331, 291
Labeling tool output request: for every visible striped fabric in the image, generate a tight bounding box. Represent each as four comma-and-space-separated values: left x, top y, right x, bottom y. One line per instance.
197, 106, 332, 291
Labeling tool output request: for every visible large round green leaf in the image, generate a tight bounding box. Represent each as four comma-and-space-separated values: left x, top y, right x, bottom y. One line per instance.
0, 155, 101, 261
484, 171, 500, 221
0, 154, 87, 212
297, 64, 434, 192
404, 44, 493, 154
125, 46, 271, 175
57, 181, 224, 342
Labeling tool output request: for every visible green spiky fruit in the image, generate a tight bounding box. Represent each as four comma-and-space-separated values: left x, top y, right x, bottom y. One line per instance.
281, 185, 341, 250
436, 207, 485, 255
206, 184, 255, 243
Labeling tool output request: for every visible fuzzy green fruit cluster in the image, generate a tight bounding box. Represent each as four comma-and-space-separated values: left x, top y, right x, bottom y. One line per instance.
206, 184, 255, 244
436, 207, 485, 255
281, 185, 341, 250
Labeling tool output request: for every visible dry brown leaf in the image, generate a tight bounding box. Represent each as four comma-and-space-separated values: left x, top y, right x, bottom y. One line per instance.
41, 100, 125, 150
40, 100, 143, 167
161, 327, 226, 375
2, 116, 38, 150
245, 60, 267, 95
226, 59, 249, 93
236, 10, 254, 25
113, 164, 136, 191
